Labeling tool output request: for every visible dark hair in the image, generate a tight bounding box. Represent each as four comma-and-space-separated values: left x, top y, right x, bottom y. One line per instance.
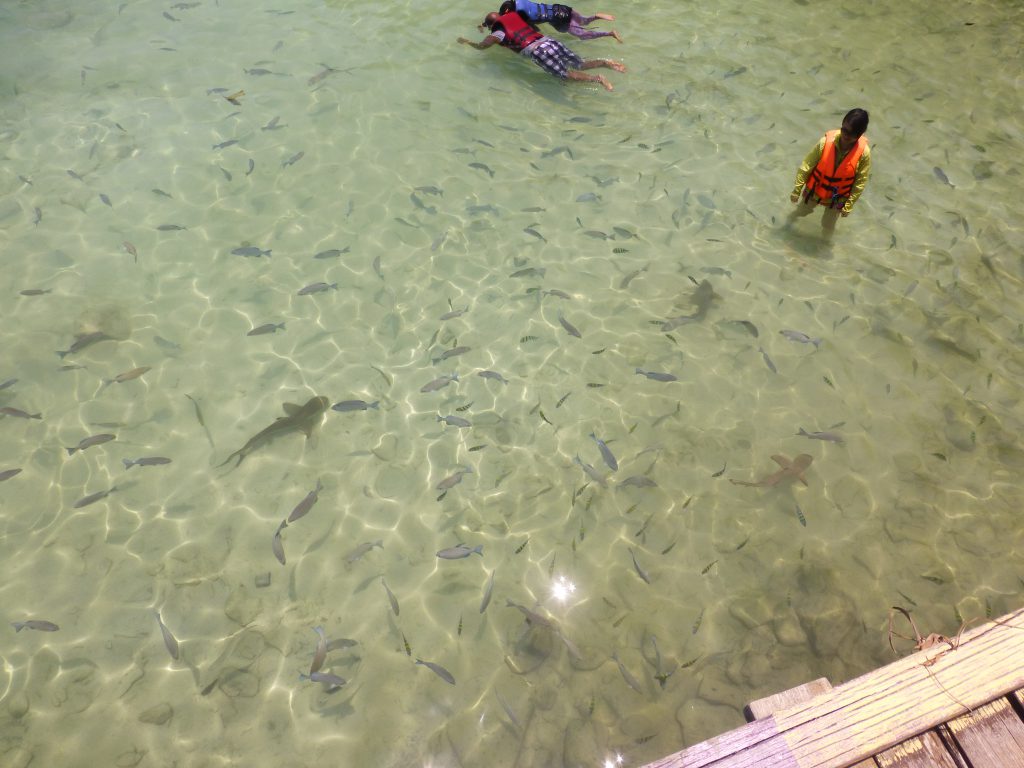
843, 108, 869, 137
498, 1, 514, 13
482, 12, 499, 28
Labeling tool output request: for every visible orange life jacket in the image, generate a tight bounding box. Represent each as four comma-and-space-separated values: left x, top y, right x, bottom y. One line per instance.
805, 129, 868, 208
494, 11, 543, 52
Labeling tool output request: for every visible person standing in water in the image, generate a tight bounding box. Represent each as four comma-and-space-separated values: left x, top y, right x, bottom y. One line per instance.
458, 10, 625, 91
497, 0, 622, 43
788, 108, 871, 238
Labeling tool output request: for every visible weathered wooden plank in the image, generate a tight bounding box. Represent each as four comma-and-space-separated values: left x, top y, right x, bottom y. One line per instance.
943, 697, 1024, 765
641, 608, 1024, 768
640, 717, 799, 768
873, 732, 962, 768
773, 607, 1024, 768
744, 678, 876, 768
745, 678, 833, 721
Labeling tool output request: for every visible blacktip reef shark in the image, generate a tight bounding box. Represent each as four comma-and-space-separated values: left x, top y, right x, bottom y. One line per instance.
730, 454, 813, 488
218, 396, 329, 468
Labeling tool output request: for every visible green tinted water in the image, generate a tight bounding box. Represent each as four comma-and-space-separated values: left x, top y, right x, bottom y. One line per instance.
1, 0, 1022, 766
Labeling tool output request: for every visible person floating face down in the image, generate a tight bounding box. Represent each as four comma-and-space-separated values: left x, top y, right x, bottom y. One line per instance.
788, 108, 872, 237
457, 10, 626, 91
497, 0, 621, 43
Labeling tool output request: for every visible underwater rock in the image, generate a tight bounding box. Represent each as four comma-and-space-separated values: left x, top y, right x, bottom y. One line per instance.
7, 691, 29, 719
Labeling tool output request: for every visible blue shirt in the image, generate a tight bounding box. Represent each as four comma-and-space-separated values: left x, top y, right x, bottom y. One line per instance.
515, 0, 556, 22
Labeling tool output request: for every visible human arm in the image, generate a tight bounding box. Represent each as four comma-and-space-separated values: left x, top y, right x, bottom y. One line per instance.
458, 34, 500, 50
790, 137, 826, 202
840, 146, 871, 215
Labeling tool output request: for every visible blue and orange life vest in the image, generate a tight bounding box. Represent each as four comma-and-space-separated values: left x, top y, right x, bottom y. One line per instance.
494, 11, 543, 52
805, 129, 868, 208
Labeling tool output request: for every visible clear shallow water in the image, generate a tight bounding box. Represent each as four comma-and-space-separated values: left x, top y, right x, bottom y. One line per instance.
1, 0, 1022, 766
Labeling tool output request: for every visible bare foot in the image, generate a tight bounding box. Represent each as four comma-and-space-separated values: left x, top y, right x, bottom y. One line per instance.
612, 30, 623, 43
596, 74, 613, 91
596, 13, 615, 21
606, 60, 627, 72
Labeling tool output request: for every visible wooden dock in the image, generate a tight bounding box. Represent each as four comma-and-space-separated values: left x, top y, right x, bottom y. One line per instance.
642, 607, 1024, 768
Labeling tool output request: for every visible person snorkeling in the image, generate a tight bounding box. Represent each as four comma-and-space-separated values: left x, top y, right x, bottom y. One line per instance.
496, 0, 621, 42
458, 10, 625, 91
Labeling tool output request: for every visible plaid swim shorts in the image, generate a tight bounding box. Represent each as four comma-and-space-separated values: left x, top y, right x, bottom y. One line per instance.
526, 37, 582, 79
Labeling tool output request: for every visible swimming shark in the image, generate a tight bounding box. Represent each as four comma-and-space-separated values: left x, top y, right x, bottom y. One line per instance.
730, 454, 813, 488
218, 396, 329, 468
661, 280, 718, 332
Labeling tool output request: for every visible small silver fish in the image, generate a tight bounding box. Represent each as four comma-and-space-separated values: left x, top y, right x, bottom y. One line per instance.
12, 619, 59, 632
313, 247, 350, 259
628, 548, 651, 584
510, 267, 546, 278
106, 366, 151, 385
310, 626, 328, 674
344, 540, 383, 564
0, 468, 23, 482
618, 475, 657, 489
495, 687, 520, 728
67, 433, 115, 456
415, 658, 456, 685
305, 671, 346, 689
122, 457, 172, 469
612, 651, 643, 693
73, 486, 117, 508
287, 479, 323, 523
758, 346, 777, 374
780, 330, 822, 348
332, 399, 380, 412
297, 282, 338, 295
247, 322, 285, 336
326, 638, 358, 652
933, 166, 954, 188
436, 543, 483, 559
557, 312, 582, 338
573, 455, 607, 487
382, 578, 400, 616
635, 368, 677, 382
232, 246, 271, 258
440, 307, 467, 320
477, 370, 508, 384
436, 467, 473, 491
589, 432, 618, 471
272, 520, 287, 565
479, 569, 495, 614
434, 346, 470, 363
797, 427, 845, 444
420, 373, 458, 393
155, 611, 180, 660
437, 415, 471, 428
0, 407, 41, 419
282, 151, 305, 167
